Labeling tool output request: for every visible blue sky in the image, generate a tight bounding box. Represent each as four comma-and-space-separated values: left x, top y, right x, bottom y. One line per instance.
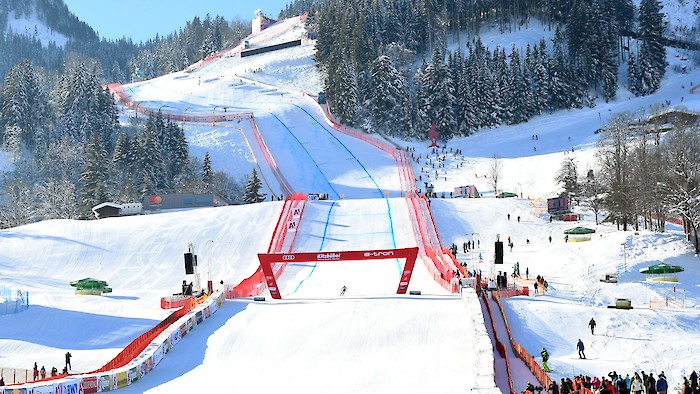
63, 0, 292, 43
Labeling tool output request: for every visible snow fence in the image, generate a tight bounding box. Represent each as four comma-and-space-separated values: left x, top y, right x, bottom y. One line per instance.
461, 287, 503, 394
2, 293, 224, 393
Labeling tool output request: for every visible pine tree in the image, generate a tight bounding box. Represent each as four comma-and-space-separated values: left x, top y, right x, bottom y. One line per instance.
202, 152, 214, 193
243, 168, 266, 204
368, 54, 410, 134
2, 59, 47, 151
638, 0, 667, 94
627, 51, 640, 95
506, 46, 530, 125
137, 125, 169, 193
333, 57, 360, 125
80, 132, 110, 217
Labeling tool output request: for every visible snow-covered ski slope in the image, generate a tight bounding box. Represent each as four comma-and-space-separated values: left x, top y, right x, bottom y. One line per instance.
4, 9, 700, 393
123, 18, 398, 199
0, 16, 500, 394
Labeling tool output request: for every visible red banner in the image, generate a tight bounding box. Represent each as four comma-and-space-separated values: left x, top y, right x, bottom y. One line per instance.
258, 247, 418, 299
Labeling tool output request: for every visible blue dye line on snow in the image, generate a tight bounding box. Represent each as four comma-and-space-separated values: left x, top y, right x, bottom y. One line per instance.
269, 113, 341, 200
290, 201, 337, 294
291, 104, 399, 262
289, 105, 402, 276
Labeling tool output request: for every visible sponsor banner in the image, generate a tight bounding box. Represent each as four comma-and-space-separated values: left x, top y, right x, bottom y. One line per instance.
60, 380, 80, 394
98, 375, 112, 392
128, 367, 139, 384
152, 343, 165, 365
187, 317, 195, 331
115, 372, 128, 389
170, 326, 181, 346
204, 305, 211, 318
286, 219, 298, 231
196, 311, 203, 324
178, 323, 187, 338
8, 387, 30, 394
137, 360, 148, 378
81, 376, 99, 394
292, 207, 302, 216
316, 252, 341, 261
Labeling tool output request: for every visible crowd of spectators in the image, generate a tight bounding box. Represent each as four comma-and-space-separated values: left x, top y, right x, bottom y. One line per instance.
522, 369, 700, 394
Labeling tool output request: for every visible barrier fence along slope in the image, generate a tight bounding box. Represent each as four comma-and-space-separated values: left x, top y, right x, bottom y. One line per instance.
320, 103, 461, 293
228, 193, 308, 298
492, 289, 552, 390
481, 291, 515, 394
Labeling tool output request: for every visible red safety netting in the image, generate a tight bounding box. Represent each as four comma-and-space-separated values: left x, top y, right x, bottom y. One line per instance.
88, 298, 196, 374
481, 291, 515, 394
319, 102, 463, 293
187, 13, 308, 72
228, 193, 308, 298
492, 290, 552, 390
249, 114, 295, 197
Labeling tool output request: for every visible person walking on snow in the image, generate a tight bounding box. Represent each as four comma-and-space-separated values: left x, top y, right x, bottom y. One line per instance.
340, 286, 347, 296
576, 339, 586, 359
541, 347, 551, 372
588, 318, 596, 335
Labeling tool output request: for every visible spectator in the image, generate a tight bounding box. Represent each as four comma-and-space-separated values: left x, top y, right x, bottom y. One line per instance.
588, 318, 597, 335
646, 372, 657, 394
576, 339, 586, 359
656, 372, 668, 394
548, 380, 559, 394
631, 373, 644, 394
65, 351, 72, 370
40, 365, 46, 379
33, 362, 39, 381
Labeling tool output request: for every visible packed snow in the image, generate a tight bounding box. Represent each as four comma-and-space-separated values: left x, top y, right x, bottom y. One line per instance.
1, 12, 699, 394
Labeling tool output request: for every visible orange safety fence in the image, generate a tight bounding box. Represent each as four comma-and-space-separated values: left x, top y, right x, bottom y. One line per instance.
318, 103, 463, 293
249, 114, 295, 198
492, 289, 552, 390
187, 13, 308, 72
228, 193, 308, 298
87, 298, 196, 374
480, 291, 515, 394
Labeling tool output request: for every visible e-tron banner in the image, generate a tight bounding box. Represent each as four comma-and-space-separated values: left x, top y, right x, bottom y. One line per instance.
258, 247, 419, 299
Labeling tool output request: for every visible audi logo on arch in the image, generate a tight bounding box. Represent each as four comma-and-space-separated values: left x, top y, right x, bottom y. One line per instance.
363, 251, 395, 257
282, 255, 296, 261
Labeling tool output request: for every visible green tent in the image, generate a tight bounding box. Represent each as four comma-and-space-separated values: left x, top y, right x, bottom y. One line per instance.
563, 227, 596, 235
639, 263, 684, 274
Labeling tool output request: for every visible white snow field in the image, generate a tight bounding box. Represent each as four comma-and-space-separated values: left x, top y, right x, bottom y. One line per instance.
2, 11, 700, 394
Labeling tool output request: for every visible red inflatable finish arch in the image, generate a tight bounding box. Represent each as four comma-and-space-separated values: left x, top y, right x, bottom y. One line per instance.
258, 247, 419, 299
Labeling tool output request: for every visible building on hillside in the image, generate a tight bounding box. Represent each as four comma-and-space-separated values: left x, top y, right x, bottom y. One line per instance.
454, 185, 480, 198
644, 108, 700, 129
252, 9, 276, 34
93, 194, 226, 219
92, 202, 143, 219
92, 202, 123, 219
547, 195, 571, 219
142, 193, 228, 212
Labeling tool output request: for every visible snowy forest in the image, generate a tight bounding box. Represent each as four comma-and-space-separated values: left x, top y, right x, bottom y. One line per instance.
0, 58, 247, 228
312, 0, 668, 139
0, 0, 263, 228
0, 0, 251, 83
